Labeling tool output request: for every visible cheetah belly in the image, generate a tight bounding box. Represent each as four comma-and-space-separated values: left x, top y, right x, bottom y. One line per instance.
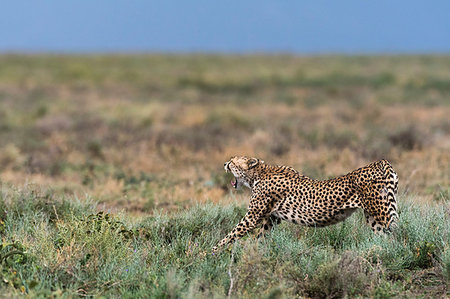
315, 208, 358, 226
271, 194, 359, 227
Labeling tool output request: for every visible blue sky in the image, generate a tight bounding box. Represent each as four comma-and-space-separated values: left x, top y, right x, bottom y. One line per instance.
1, 1, 449, 53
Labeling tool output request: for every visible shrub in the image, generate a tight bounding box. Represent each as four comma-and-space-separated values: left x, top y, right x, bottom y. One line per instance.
388, 126, 426, 151
306, 252, 378, 298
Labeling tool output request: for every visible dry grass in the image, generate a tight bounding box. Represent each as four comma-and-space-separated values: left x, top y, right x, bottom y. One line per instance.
0, 54, 448, 213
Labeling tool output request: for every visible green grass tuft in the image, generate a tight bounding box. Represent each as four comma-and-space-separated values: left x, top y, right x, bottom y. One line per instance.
0, 185, 448, 297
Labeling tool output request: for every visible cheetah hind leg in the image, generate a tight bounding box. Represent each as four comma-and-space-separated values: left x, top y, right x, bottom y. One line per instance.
364, 211, 382, 233
364, 211, 394, 234
256, 215, 281, 238
362, 182, 398, 233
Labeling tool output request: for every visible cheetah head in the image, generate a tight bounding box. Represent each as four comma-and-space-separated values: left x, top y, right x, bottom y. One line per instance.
224, 156, 264, 189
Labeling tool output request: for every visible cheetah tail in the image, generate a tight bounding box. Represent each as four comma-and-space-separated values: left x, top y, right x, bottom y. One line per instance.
382, 160, 399, 230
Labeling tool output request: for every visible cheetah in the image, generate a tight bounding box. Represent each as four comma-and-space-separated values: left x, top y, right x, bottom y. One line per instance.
213, 156, 398, 253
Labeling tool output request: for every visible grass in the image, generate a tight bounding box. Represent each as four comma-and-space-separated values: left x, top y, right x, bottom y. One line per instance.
0, 184, 448, 297
1, 55, 449, 211
0, 54, 449, 297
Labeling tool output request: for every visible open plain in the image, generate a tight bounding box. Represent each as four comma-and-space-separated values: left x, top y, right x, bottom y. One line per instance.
0, 55, 448, 297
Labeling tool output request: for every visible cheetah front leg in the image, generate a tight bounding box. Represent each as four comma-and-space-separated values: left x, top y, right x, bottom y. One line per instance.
212, 195, 270, 253
256, 215, 281, 238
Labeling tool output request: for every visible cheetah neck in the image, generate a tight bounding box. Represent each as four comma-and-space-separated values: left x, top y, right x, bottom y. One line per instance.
245, 164, 271, 190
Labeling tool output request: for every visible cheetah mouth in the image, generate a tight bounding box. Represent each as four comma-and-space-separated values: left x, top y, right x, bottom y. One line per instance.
231, 178, 238, 188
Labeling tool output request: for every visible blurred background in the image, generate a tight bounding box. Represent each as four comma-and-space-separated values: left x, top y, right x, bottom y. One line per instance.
0, 1, 449, 213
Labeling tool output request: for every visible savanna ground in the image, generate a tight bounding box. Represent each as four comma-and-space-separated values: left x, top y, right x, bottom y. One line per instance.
0, 55, 449, 297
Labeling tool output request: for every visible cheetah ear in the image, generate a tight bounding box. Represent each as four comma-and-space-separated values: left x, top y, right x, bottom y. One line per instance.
247, 158, 260, 169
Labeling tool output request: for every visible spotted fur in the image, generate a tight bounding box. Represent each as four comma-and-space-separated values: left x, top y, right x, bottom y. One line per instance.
212, 156, 398, 253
